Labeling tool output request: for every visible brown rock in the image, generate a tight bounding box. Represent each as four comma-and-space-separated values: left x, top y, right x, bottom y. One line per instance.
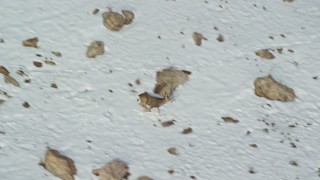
161, 120, 175, 127
122, 10, 135, 25
222, 117, 239, 123
192, 32, 207, 46
22, 102, 30, 108
154, 67, 191, 97
0, 66, 10, 76
102, 11, 126, 31
167, 147, 178, 155
254, 75, 295, 102
51, 83, 58, 89
137, 176, 153, 180
216, 34, 224, 42
4, 75, 20, 87
22, 37, 38, 48
33, 61, 43, 67
93, 8, 100, 15
40, 148, 77, 180
255, 49, 275, 59
86, 41, 104, 58
51, 51, 62, 57
44, 60, 56, 65
92, 159, 129, 180
181, 127, 193, 134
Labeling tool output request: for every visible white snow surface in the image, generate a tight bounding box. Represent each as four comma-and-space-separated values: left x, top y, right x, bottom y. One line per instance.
1, 0, 320, 180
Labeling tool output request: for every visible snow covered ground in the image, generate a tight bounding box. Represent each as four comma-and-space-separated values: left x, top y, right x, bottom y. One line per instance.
1, 0, 320, 179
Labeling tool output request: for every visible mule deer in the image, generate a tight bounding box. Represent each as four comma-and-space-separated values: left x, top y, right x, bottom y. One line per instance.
138, 92, 170, 113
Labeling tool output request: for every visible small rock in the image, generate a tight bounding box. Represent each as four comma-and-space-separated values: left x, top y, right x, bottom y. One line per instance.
86, 41, 104, 58
255, 49, 275, 59
167, 147, 178, 155
51, 83, 58, 89
181, 127, 193, 134
22, 101, 30, 108
4, 75, 20, 87
289, 161, 298, 166
122, 10, 135, 25
216, 34, 224, 42
16, 70, 27, 76
222, 117, 239, 123
276, 48, 283, 54
22, 37, 38, 48
44, 60, 56, 65
168, 169, 175, 174
51, 51, 62, 57
288, 49, 294, 53
290, 142, 297, 148
0, 66, 10, 76
248, 167, 256, 174
33, 61, 43, 67
249, 144, 258, 148
135, 79, 141, 85
92, 159, 129, 180
193, 32, 207, 46
161, 120, 175, 127
93, 8, 100, 14
262, 128, 269, 133
190, 175, 197, 179
137, 176, 153, 180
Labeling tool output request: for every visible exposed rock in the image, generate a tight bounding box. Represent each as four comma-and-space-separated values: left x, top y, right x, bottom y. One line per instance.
92, 159, 129, 180
22, 37, 38, 48
222, 117, 239, 123
39, 148, 77, 180
255, 49, 275, 59
154, 67, 191, 97
254, 75, 295, 102
86, 41, 104, 58
137, 176, 153, 180
0, 66, 10, 76
102, 11, 126, 31
4, 75, 20, 87
122, 10, 135, 25
192, 32, 207, 46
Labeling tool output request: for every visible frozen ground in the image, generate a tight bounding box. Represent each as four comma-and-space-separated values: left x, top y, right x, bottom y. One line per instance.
1, 0, 320, 179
